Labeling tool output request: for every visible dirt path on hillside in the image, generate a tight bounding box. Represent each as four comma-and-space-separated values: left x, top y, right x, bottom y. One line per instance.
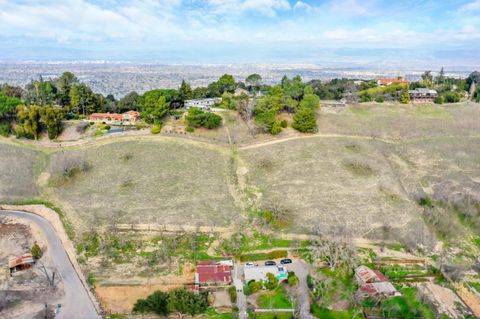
238, 133, 396, 150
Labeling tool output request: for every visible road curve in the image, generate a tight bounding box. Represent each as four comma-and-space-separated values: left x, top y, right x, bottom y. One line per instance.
1, 210, 100, 319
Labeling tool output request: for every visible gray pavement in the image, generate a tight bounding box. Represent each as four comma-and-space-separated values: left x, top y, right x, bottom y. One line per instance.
1, 210, 100, 319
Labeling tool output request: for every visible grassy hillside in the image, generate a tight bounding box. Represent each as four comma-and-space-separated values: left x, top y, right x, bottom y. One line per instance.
239, 137, 428, 241
46, 139, 240, 229
1, 103, 479, 245
0, 141, 42, 201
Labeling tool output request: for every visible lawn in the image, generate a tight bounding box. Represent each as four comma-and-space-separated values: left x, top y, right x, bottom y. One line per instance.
257, 286, 293, 309
204, 308, 235, 319
251, 312, 293, 319
311, 304, 362, 319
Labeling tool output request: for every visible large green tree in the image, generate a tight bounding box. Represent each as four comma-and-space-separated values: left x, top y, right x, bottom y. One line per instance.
167, 288, 208, 317
246, 73, 262, 93
69, 83, 95, 115
142, 95, 170, 124
217, 74, 236, 94
179, 80, 192, 102
56, 71, 78, 107
17, 105, 42, 140
0, 92, 23, 119
40, 107, 65, 139
133, 291, 169, 316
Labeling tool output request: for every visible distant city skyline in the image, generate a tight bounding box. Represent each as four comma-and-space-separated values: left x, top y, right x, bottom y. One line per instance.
1, 0, 480, 67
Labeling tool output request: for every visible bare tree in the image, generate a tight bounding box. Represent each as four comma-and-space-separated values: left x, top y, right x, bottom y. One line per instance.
310, 225, 357, 270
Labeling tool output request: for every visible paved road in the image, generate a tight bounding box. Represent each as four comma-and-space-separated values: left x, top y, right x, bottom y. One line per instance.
1, 210, 100, 319
287, 260, 315, 319
233, 263, 248, 319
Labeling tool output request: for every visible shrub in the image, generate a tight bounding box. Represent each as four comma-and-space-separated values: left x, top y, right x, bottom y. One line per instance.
31, 242, 43, 259
375, 95, 385, 103
87, 272, 97, 287
185, 126, 194, 132
0, 122, 10, 137
418, 196, 433, 208
228, 286, 237, 303
270, 121, 282, 135
150, 124, 161, 134
50, 153, 90, 185
287, 271, 299, 286
280, 119, 288, 128
243, 283, 252, 295
248, 280, 262, 293
185, 107, 222, 129
265, 272, 279, 290
434, 96, 444, 104
292, 107, 317, 133
306, 274, 315, 289
443, 91, 461, 103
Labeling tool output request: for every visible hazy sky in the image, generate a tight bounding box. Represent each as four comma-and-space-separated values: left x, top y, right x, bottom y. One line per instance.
1, 0, 479, 66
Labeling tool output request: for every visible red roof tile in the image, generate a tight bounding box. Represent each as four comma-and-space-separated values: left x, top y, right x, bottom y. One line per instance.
196, 263, 232, 284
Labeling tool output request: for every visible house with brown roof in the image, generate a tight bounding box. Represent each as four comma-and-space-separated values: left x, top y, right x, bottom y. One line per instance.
194, 261, 232, 289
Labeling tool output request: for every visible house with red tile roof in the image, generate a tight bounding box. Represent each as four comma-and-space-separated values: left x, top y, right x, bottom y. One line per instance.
194, 261, 232, 289
89, 110, 140, 124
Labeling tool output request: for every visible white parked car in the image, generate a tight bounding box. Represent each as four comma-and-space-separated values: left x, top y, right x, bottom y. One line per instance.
245, 262, 257, 267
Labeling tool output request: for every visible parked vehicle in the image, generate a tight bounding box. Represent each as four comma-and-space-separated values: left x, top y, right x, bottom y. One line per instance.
280, 258, 292, 264
265, 260, 276, 266
245, 262, 257, 267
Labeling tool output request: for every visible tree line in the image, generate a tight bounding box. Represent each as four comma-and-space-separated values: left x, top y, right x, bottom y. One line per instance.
1, 70, 479, 139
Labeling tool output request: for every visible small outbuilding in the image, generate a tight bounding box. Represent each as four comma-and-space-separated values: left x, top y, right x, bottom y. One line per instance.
354, 265, 400, 300
9, 253, 35, 273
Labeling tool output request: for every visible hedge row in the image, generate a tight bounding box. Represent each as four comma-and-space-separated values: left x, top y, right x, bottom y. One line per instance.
240, 250, 288, 262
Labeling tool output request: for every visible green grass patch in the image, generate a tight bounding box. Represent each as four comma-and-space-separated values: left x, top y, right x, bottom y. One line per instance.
473, 237, 480, 248
311, 304, 362, 319
401, 287, 435, 319
252, 312, 293, 319
467, 282, 480, 294
240, 250, 288, 262
239, 233, 292, 252
9, 198, 75, 240
257, 286, 293, 309
204, 308, 235, 319
386, 242, 406, 252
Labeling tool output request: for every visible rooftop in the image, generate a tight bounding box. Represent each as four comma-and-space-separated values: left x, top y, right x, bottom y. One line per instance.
195, 261, 232, 284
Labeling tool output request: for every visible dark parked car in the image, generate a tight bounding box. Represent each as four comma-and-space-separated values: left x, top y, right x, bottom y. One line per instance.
280, 258, 292, 264
264, 260, 276, 266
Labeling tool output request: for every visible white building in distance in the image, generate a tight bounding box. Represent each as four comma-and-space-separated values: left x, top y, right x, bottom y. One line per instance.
185, 98, 222, 110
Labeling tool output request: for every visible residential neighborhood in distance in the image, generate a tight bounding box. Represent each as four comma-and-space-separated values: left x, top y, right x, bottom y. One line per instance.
1, 1, 480, 319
